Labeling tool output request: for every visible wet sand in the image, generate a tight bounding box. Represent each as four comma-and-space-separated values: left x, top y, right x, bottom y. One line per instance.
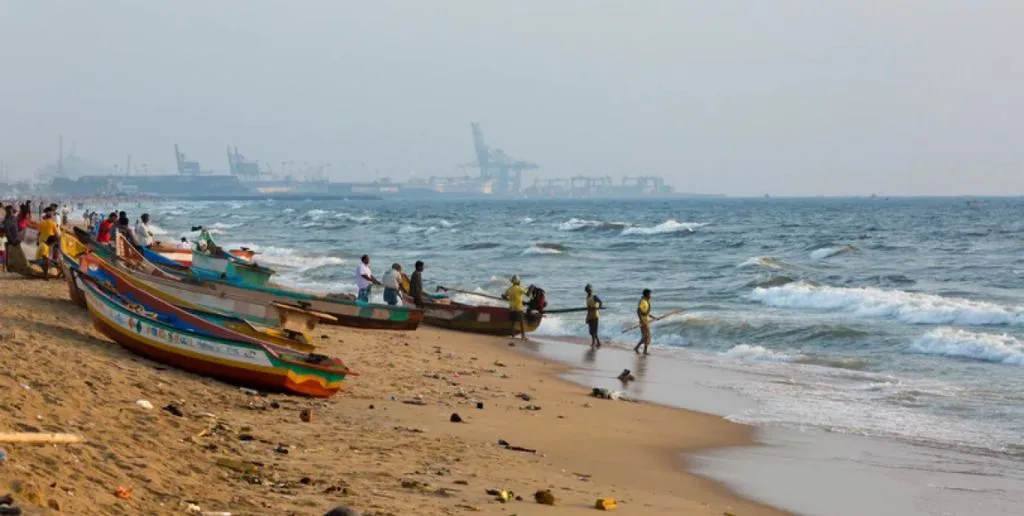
0, 274, 788, 515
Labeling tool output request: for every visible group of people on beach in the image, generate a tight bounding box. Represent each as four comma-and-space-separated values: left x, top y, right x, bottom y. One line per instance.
1, 199, 72, 277
351, 254, 658, 355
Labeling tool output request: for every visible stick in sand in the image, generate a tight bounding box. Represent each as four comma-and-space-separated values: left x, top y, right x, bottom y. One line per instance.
0, 433, 85, 444
620, 308, 686, 334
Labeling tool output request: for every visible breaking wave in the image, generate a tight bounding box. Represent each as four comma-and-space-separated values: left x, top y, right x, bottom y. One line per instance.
620, 219, 706, 236
557, 218, 631, 232
334, 212, 374, 223
810, 244, 858, 260
750, 282, 1024, 325
521, 243, 568, 256
720, 344, 795, 362
738, 256, 784, 270
910, 328, 1024, 365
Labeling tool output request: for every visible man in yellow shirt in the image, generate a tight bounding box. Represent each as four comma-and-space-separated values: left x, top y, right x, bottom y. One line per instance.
503, 275, 528, 340
633, 289, 653, 355
36, 210, 59, 248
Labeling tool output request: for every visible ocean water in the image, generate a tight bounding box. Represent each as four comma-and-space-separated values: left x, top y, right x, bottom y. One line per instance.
120, 196, 1024, 504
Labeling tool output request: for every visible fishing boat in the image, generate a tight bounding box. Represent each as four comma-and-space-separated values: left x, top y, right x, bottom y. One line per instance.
95, 232, 424, 330
190, 228, 275, 287
410, 296, 543, 336
73, 250, 333, 353
73, 266, 353, 397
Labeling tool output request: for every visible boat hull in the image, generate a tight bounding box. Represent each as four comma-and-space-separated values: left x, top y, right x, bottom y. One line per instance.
79, 276, 346, 397
416, 300, 542, 336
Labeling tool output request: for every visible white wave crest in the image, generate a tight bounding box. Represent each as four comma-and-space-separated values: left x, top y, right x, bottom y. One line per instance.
438, 219, 456, 228
720, 344, 796, 362
558, 218, 602, 231
208, 222, 240, 230
335, 212, 374, 223
398, 225, 427, 234
223, 243, 345, 270
620, 219, 706, 236
738, 256, 782, 270
750, 282, 1024, 325
520, 217, 534, 224
810, 245, 857, 260
911, 328, 1024, 365
521, 245, 564, 256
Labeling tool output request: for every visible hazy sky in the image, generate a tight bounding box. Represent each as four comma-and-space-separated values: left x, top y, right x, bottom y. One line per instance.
1, 0, 1022, 195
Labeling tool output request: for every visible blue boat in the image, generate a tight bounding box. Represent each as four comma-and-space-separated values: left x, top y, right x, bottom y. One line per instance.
190, 229, 276, 287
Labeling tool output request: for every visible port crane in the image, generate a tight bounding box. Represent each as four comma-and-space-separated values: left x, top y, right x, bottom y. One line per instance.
462, 123, 538, 194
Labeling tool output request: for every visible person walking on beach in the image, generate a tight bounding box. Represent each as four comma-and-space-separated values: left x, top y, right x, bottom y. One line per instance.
381, 263, 404, 306
355, 255, 380, 302
409, 260, 425, 307
634, 289, 653, 355
503, 275, 528, 340
585, 284, 604, 349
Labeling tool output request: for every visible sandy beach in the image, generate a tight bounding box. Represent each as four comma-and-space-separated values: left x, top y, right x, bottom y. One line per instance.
0, 273, 787, 515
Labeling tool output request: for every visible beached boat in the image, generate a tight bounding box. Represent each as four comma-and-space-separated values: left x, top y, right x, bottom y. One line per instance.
190, 229, 275, 287
74, 268, 353, 397
409, 296, 543, 336
74, 251, 334, 353
95, 232, 424, 330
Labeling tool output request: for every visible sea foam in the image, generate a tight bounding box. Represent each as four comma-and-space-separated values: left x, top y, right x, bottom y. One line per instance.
910, 328, 1024, 365
750, 282, 1024, 325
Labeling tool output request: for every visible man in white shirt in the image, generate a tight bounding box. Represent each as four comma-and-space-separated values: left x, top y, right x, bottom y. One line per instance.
177, 237, 191, 249
380, 263, 404, 306
355, 254, 380, 302
135, 213, 155, 247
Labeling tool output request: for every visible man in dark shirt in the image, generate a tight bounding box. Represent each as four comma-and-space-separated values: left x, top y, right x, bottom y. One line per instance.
3, 205, 20, 245
409, 260, 425, 308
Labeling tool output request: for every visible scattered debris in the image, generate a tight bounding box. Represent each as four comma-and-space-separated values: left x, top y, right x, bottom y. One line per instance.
498, 439, 536, 453
403, 399, 428, 406
507, 342, 516, 347
274, 444, 290, 455
270, 401, 281, 409
114, 486, 132, 500
590, 387, 627, 400
475, 402, 484, 410
184, 503, 202, 514
449, 413, 463, 423
368, 404, 375, 410
239, 387, 260, 396
534, 489, 555, 505
516, 393, 533, 402
162, 404, 185, 417
0, 449, 5, 463
595, 498, 618, 510
521, 404, 541, 411
617, 369, 636, 383
135, 400, 153, 410
300, 409, 313, 423
454, 480, 469, 486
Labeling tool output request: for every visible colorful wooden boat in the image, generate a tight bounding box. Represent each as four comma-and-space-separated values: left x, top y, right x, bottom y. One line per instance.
63, 233, 335, 353
74, 269, 353, 397
408, 295, 543, 336
191, 229, 275, 287
97, 232, 424, 330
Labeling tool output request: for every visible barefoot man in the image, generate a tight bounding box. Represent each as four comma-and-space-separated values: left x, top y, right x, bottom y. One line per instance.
633, 289, 654, 355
